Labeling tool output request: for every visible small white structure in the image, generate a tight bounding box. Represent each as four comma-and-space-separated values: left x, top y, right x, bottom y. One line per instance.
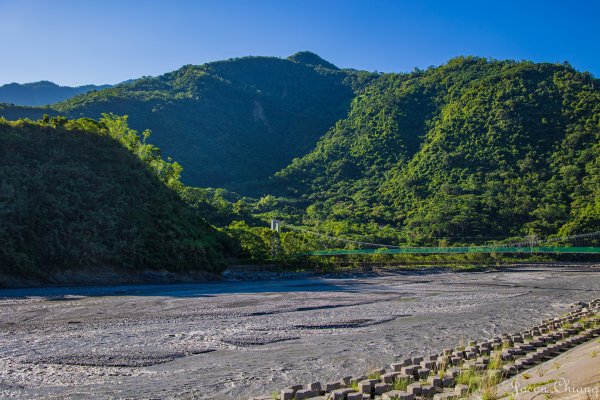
270, 219, 281, 233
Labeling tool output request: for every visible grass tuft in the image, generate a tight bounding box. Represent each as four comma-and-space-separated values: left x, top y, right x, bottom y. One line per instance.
392, 377, 410, 391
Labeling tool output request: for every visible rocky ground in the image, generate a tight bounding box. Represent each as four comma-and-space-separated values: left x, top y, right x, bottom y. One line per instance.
0, 264, 599, 399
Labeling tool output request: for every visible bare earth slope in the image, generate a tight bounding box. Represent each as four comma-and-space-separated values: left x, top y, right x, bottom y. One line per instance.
0, 265, 599, 399
495, 336, 600, 399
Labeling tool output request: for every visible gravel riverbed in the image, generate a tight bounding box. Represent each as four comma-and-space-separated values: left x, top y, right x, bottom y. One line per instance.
0, 264, 598, 399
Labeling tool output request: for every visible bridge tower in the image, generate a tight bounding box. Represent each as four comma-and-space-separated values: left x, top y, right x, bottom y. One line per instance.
270, 219, 281, 258
270, 219, 281, 233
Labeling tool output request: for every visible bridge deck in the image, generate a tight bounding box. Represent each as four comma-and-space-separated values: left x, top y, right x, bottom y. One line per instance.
306, 246, 600, 256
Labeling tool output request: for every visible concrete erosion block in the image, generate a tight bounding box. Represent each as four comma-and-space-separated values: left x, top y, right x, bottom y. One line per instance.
358, 379, 378, 394
295, 389, 319, 400
501, 350, 514, 361
428, 376, 442, 388
516, 343, 534, 351
420, 384, 436, 397
406, 383, 422, 395
346, 393, 362, 400
329, 388, 353, 400
374, 382, 391, 394
350, 376, 366, 386
309, 382, 322, 391
395, 373, 414, 383
514, 359, 529, 368
381, 372, 400, 384
391, 362, 405, 372
411, 356, 424, 365
441, 376, 455, 388
280, 389, 296, 400
502, 364, 517, 376
382, 390, 414, 400
512, 335, 523, 343
418, 368, 430, 379
325, 382, 342, 392
454, 384, 468, 396
446, 367, 461, 378
340, 376, 352, 386
474, 362, 487, 371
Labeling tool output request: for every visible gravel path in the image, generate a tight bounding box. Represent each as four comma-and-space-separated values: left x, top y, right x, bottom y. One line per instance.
0, 265, 599, 399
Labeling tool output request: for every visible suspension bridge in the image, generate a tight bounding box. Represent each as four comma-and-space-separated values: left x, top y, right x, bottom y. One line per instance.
269, 220, 600, 256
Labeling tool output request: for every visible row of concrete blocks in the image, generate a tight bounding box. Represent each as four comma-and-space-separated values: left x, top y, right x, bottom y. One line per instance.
276, 333, 597, 400
254, 299, 599, 400
281, 313, 600, 399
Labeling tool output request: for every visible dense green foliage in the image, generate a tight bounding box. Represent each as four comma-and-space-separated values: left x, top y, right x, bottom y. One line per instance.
1, 52, 367, 193
275, 57, 600, 245
2, 54, 599, 268
0, 115, 228, 279
0, 81, 111, 106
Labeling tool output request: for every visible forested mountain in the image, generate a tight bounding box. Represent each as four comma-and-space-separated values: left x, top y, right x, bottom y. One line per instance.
0, 115, 228, 285
275, 57, 600, 244
0, 81, 111, 106
2, 54, 599, 253
0, 52, 367, 192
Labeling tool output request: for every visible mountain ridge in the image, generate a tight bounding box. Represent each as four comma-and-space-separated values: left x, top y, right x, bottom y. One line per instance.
0, 80, 112, 106
2, 52, 369, 192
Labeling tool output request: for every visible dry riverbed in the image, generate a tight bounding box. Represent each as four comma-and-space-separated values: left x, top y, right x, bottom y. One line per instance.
0, 265, 599, 399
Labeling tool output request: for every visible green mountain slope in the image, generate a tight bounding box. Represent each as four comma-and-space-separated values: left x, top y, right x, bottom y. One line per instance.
0, 116, 228, 284
275, 57, 600, 243
2, 54, 598, 250
0, 81, 111, 106
1, 52, 366, 193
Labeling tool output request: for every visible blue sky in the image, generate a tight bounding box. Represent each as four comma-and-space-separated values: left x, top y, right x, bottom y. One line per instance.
1, 0, 599, 86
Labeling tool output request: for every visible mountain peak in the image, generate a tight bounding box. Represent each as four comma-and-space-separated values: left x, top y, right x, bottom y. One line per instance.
288, 51, 339, 70
21, 80, 60, 88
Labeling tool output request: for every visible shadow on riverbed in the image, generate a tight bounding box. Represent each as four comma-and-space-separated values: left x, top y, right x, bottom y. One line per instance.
0, 277, 374, 300
1, 264, 598, 300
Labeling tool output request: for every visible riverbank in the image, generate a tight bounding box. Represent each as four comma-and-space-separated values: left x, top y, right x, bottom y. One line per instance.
2, 261, 598, 289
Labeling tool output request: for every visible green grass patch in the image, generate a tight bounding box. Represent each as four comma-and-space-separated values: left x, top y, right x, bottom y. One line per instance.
392, 377, 410, 391
523, 379, 556, 392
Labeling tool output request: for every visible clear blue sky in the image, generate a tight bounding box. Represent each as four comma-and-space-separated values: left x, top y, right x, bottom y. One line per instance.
1, 0, 599, 86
